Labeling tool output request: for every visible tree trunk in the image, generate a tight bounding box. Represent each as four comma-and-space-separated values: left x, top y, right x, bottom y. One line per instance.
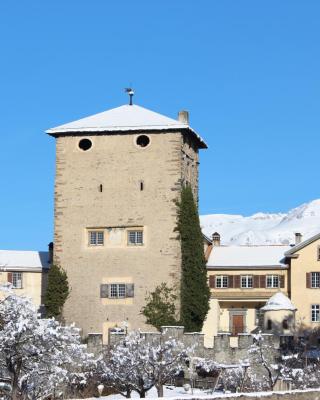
139, 390, 146, 398
156, 384, 164, 397
126, 389, 131, 398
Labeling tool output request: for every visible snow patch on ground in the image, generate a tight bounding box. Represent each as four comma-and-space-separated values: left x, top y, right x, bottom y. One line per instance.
200, 199, 320, 246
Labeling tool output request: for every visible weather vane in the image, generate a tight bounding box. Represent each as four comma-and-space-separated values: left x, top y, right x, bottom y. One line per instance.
125, 87, 134, 105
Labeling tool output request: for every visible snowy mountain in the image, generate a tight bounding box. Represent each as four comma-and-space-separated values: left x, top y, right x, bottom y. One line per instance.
200, 199, 320, 246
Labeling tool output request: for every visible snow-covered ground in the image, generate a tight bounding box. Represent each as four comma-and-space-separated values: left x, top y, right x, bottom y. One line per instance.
92, 386, 320, 399
200, 199, 320, 246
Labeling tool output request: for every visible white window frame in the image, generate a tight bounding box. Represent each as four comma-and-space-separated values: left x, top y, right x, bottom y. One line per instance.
215, 275, 228, 288
311, 272, 320, 288
127, 230, 143, 246
266, 275, 279, 288
12, 272, 23, 289
88, 230, 104, 246
109, 283, 126, 299
241, 275, 253, 288
312, 304, 320, 322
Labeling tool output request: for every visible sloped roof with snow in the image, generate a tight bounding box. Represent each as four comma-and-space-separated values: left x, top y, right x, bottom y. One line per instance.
261, 292, 296, 311
285, 232, 320, 256
207, 245, 290, 269
0, 250, 50, 271
46, 104, 207, 148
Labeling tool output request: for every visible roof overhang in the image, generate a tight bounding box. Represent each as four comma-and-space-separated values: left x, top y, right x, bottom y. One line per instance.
285, 232, 320, 256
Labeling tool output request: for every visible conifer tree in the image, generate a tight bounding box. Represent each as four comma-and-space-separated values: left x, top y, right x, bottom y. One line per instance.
141, 283, 178, 330
176, 185, 210, 332
44, 264, 69, 319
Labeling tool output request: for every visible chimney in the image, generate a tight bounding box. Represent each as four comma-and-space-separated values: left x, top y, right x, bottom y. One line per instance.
212, 232, 221, 246
295, 233, 302, 245
48, 242, 54, 265
178, 110, 189, 125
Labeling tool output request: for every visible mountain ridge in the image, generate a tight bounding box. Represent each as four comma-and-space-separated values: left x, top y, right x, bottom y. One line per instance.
200, 199, 320, 246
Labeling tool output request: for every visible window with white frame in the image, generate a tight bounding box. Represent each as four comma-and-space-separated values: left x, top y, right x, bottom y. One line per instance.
241, 275, 253, 288
312, 305, 320, 322
267, 275, 279, 288
311, 272, 320, 288
127, 230, 143, 246
88, 230, 104, 246
216, 275, 228, 288
109, 284, 126, 299
12, 272, 23, 289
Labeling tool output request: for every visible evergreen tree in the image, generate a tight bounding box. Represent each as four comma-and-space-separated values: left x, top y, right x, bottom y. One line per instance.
176, 185, 210, 332
44, 264, 69, 319
141, 283, 178, 331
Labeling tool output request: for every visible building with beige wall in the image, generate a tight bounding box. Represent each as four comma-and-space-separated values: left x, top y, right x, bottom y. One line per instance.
285, 232, 320, 330
202, 237, 290, 345
203, 232, 320, 343
46, 102, 207, 342
0, 249, 50, 310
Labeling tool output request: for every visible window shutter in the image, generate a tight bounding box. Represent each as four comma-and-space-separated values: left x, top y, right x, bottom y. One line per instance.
7, 272, 12, 284
126, 284, 134, 298
234, 275, 241, 288
253, 275, 260, 288
228, 275, 234, 288
280, 275, 285, 288
209, 276, 215, 288
260, 275, 266, 288
100, 284, 109, 298
306, 273, 311, 289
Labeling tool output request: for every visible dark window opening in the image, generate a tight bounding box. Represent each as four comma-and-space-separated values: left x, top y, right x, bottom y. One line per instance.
136, 135, 150, 148
267, 319, 272, 330
99, 184, 103, 192
79, 138, 92, 151
140, 181, 144, 191
283, 319, 289, 329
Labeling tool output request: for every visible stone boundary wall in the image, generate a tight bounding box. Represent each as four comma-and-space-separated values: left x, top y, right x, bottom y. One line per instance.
87, 326, 281, 364
175, 389, 320, 400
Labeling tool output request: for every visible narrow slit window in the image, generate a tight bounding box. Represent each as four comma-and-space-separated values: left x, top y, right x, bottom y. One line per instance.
140, 181, 144, 191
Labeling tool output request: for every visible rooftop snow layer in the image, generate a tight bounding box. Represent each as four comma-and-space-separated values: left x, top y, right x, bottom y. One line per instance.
0, 250, 50, 270
207, 245, 290, 268
261, 292, 296, 311
46, 104, 207, 148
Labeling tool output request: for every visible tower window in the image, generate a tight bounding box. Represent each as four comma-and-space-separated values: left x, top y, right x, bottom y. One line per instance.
88, 230, 104, 246
140, 181, 144, 191
78, 138, 92, 151
267, 319, 272, 330
136, 135, 150, 148
110, 284, 126, 299
128, 230, 143, 246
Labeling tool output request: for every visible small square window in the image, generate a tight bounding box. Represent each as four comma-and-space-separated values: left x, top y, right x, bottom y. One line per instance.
241, 275, 253, 288
88, 230, 104, 246
128, 230, 143, 246
12, 272, 23, 289
267, 275, 279, 288
216, 275, 228, 288
109, 284, 126, 299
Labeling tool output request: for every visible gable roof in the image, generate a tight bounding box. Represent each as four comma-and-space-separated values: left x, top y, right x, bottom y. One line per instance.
207, 245, 290, 269
0, 250, 50, 272
285, 232, 320, 256
46, 104, 207, 148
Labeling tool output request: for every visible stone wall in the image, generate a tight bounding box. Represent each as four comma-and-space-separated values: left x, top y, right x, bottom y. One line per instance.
87, 326, 281, 364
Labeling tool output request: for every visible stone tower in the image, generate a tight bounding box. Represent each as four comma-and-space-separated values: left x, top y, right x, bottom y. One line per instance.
46, 102, 207, 342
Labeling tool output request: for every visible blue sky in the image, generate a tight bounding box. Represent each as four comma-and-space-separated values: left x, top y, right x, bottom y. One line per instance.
0, 1, 319, 250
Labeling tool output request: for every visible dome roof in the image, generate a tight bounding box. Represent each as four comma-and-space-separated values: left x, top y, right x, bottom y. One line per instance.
261, 292, 296, 311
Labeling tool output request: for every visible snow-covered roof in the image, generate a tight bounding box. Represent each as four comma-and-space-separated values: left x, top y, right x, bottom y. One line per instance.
261, 292, 296, 311
285, 232, 320, 256
207, 245, 290, 269
46, 104, 207, 148
0, 250, 50, 271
